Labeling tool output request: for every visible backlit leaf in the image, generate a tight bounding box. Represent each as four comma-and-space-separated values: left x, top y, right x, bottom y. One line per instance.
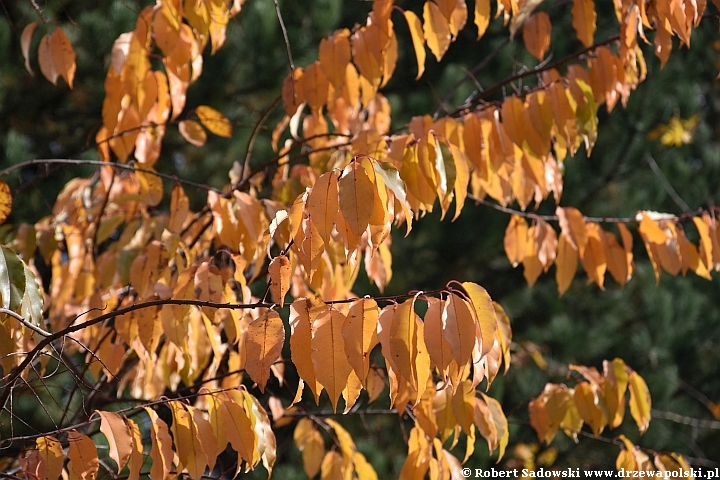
342, 297, 379, 386
97, 411, 132, 472
461, 282, 497, 358
339, 162, 375, 242
307, 170, 340, 247
424, 1, 452, 61
49, 28, 76, 88
572, 0, 597, 48
36, 436, 64, 480
312, 308, 353, 412
475, 0, 491, 38
443, 293, 477, 367
268, 254, 291, 307
523, 12, 551, 61
404, 11, 426, 79
67, 432, 99, 480
628, 370, 652, 434
38, 34, 58, 85
196, 105, 232, 137
179, 120, 207, 147
126, 419, 144, 480
0, 246, 26, 311
556, 234, 578, 296
246, 310, 285, 392
145, 407, 174, 480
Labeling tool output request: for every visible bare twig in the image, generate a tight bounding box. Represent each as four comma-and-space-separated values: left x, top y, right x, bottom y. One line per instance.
240, 95, 282, 185
645, 154, 692, 213
0, 308, 51, 337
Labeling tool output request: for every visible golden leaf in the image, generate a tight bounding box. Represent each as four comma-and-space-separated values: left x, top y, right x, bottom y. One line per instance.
36, 436, 64, 480
404, 11, 426, 80
268, 254, 291, 307
475, 0, 491, 38
342, 297, 379, 386
556, 234, 578, 296
628, 370, 652, 434
424, 297, 453, 373
572, 0, 597, 47
0, 180, 11, 225
424, 1, 452, 61
145, 407, 174, 480
126, 419, 144, 480
196, 105, 232, 137
319, 29, 351, 90
504, 215, 528, 267
339, 162, 375, 243
302, 61, 330, 114
307, 170, 340, 248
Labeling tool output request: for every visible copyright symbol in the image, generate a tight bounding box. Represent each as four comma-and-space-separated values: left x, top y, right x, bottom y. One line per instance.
462, 468, 472, 478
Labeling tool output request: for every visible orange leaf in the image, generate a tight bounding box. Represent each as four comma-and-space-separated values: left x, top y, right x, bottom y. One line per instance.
556, 233, 578, 296
573, 382, 607, 435
572, 0, 597, 47
342, 297, 379, 386
196, 105, 232, 137
50, 28, 76, 88
442, 293, 476, 368
67, 431, 99, 480
268, 254, 291, 307
404, 11, 426, 80
38, 34, 57, 85
311, 308, 352, 412
21, 21, 37, 75
306, 170, 340, 248
424, 297, 453, 373
638, 212, 669, 244
246, 310, 285, 392
126, 419, 144, 480
169, 183, 190, 233
302, 61, 330, 114
523, 11, 552, 61
580, 222, 606, 289
145, 407, 174, 480
179, 119, 207, 147
424, 1, 452, 61
339, 162, 375, 242
319, 29, 351, 89
504, 215, 528, 267
475, 0, 491, 38
97, 411, 132, 472
169, 401, 208, 479
290, 297, 326, 403
282, 68, 304, 115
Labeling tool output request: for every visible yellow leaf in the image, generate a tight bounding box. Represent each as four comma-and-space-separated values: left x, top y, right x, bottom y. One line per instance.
603, 230, 629, 286
443, 293, 477, 367
404, 11, 426, 80
462, 282, 497, 358
196, 105, 232, 137
301, 428, 325, 478
339, 162, 375, 242
321, 451, 346, 480
573, 382, 607, 435
523, 11, 552, 61
342, 297, 379, 386
50, 28, 76, 89
246, 310, 285, 392
36, 436, 64, 480
556, 233, 578, 296
169, 401, 208, 479
311, 308, 353, 412
424, 1, 452, 61
290, 297, 326, 403
572, 0, 597, 48
628, 370, 652, 434
144, 407, 174, 480
638, 212, 668, 244
482, 392, 509, 461
353, 451, 379, 480
126, 419, 144, 480
0, 180, 12, 225
136, 166, 164, 206
179, 119, 207, 147
307, 170, 340, 248
97, 411, 133, 472
67, 431, 99, 480
475, 0, 491, 38
693, 215, 714, 268
21, 21, 37, 75
268, 254, 291, 307
38, 34, 58, 85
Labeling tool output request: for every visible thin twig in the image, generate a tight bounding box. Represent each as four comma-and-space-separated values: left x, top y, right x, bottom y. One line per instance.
273, 0, 295, 71
651, 409, 720, 430
645, 154, 692, 213
0, 308, 51, 337
240, 95, 282, 186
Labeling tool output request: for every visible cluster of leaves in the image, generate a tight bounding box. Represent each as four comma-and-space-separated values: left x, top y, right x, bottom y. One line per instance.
1, 0, 719, 477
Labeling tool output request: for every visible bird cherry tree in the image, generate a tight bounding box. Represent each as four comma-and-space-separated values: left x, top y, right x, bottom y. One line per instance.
0, 0, 717, 478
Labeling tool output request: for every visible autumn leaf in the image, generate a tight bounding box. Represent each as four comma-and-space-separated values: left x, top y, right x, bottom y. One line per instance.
268, 254, 291, 306
38, 34, 58, 85
97, 411, 133, 472
572, 0, 597, 48
67, 431, 99, 480
196, 105, 232, 137
339, 162, 375, 242
0, 180, 11, 225
404, 11, 426, 79
628, 370, 652, 434
179, 119, 208, 147
523, 12, 552, 61
342, 297, 379, 386
21, 22, 37, 75
311, 307, 353, 412
49, 28, 77, 88
424, 1, 452, 61
246, 310, 285, 392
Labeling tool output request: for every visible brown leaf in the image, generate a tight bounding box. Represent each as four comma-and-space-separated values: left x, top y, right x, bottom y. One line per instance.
21, 21, 37, 75
49, 28, 76, 89
67, 431, 99, 480
38, 34, 58, 85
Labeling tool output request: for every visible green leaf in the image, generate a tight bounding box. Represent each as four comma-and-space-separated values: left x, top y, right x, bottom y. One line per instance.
0, 246, 26, 311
